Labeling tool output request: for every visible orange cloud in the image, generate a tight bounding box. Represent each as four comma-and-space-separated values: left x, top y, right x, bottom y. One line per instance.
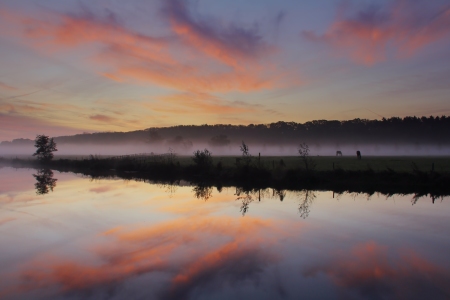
166, 238, 277, 299
303, 1, 450, 65
103, 65, 273, 93
1, 5, 279, 94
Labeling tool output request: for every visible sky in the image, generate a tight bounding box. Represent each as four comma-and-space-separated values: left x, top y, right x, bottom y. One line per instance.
0, 0, 450, 140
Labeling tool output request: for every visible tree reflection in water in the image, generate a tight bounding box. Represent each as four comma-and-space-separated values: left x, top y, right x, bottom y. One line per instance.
157, 181, 179, 198
274, 189, 286, 201
239, 194, 253, 216
190, 183, 443, 218
33, 169, 57, 195
193, 184, 213, 201
234, 187, 289, 216
412, 193, 443, 205
298, 190, 316, 219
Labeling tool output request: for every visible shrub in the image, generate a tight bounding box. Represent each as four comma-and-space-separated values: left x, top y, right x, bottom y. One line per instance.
192, 149, 213, 169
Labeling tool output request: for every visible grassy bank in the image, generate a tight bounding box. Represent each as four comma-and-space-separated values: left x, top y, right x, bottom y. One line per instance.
3, 155, 449, 172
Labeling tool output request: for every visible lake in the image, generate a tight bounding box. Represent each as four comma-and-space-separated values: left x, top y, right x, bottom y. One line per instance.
0, 167, 449, 300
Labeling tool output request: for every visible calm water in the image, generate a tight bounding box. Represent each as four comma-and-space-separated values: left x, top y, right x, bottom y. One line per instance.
0, 167, 449, 300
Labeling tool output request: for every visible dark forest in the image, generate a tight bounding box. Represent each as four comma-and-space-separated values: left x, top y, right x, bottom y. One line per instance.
2, 116, 449, 147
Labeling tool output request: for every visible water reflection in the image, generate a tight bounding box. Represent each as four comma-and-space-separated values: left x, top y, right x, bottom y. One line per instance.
233, 188, 289, 216
412, 193, 444, 205
193, 183, 213, 201
1, 168, 450, 300
157, 181, 179, 198
297, 190, 316, 219
304, 242, 450, 299
236, 190, 254, 216
4, 215, 279, 300
33, 169, 57, 195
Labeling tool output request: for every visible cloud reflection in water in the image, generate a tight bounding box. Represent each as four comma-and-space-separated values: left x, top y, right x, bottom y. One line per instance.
9, 216, 280, 299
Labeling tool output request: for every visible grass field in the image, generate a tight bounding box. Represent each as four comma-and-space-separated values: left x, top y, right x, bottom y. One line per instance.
172, 155, 450, 173
3, 155, 450, 173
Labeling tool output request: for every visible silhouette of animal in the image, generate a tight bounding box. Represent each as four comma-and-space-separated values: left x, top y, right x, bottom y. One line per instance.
356, 151, 362, 160
336, 151, 342, 156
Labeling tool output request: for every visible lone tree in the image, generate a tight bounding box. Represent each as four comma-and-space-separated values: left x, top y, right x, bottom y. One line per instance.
33, 135, 57, 162
239, 141, 252, 166
298, 142, 315, 172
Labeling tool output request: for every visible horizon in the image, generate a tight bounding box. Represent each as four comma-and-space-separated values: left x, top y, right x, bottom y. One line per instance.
1, 0, 450, 140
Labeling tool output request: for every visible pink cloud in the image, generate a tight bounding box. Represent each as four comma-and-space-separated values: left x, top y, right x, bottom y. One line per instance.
89, 186, 115, 193
164, 0, 275, 69
303, 1, 450, 65
1, 5, 282, 94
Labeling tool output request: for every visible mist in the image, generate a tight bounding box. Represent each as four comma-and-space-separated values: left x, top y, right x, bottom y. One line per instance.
2, 142, 449, 158
2, 117, 450, 157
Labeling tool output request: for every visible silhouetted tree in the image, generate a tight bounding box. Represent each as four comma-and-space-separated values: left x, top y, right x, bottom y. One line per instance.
33, 135, 57, 162
192, 149, 213, 169
298, 143, 315, 171
239, 141, 252, 166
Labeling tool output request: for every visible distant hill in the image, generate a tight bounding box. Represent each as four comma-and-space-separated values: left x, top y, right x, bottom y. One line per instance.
2, 116, 450, 148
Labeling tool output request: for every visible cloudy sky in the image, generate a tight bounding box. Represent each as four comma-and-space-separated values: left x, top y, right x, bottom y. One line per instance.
0, 0, 449, 140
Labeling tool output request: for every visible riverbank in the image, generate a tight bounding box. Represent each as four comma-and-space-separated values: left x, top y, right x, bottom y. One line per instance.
2, 155, 450, 198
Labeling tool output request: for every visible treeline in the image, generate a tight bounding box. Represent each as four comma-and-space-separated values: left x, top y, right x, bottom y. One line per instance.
2, 116, 450, 146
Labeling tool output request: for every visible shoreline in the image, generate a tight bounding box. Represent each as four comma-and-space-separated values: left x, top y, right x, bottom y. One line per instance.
2, 156, 450, 198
